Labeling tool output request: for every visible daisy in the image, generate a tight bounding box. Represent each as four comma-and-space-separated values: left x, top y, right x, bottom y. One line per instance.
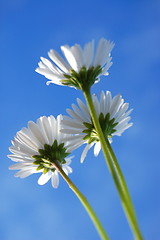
61, 91, 133, 163
35, 38, 114, 90
8, 115, 83, 188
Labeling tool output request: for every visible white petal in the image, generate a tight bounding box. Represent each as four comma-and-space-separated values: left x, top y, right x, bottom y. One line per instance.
9, 141, 37, 156
72, 104, 88, 122
60, 128, 83, 134
65, 136, 84, 150
116, 109, 132, 123
46, 79, 64, 86
7, 154, 33, 162
115, 117, 131, 132
116, 103, 129, 117
61, 45, 78, 71
61, 119, 84, 129
94, 39, 114, 67
48, 115, 56, 143
94, 142, 101, 156
16, 130, 39, 151
23, 127, 43, 149
92, 94, 100, 116
110, 95, 123, 119
118, 116, 131, 126
35, 67, 64, 81
51, 171, 59, 188
100, 91, 105, 113
83, 40, 94, 68
62, 134, 84, 142
48, 49, 70, 73
38, 61, 46, 69
80, 143, 94, 163
38, 171, 52, 185
71, 44, 84, 71
104, 91, 112, 114
77, 98, 90, 119
65, 156, 74, 165
36, 117, 50, 145
62, 165, 72, 175
61, 117, 84, 130
15, 169, 36, 178
66, 108, 84, 123
115, 104, 131, 122
9, 162, 34, 170
101, 57, 113, 75
108, 138, 113, 144
56, 114, 62, 144
115, 121, 133, 132
28, 121, 46, 146
40, 57, 62, 74
41, 116, 53, 145
67, 141, 84, 153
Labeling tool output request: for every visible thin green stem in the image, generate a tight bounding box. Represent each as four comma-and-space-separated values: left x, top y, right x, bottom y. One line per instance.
83, 89, 143, 240
105, 138, 137, 219
53, 161, 110, 240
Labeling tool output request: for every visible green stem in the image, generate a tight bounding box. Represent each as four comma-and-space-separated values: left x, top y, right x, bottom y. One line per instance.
83, 89, 143, 240
105, 138, 137, 219
54, 161, 110, 240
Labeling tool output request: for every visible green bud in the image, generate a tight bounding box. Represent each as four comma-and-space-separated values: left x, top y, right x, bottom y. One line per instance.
33, 160, 42, 165
83, 122, 92, 129
32, 139, 70, 173
61, 65, 103, 91
82, 112, 118, 144
43, 168, 49, 174
36, 165, 44, 171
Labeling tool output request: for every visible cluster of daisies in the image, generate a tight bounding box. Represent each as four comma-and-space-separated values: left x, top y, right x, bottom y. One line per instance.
8, 38, 132, 188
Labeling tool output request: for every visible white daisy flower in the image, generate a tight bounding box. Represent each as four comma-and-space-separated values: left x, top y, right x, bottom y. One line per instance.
8, 115, 83, 188
61, 91, 133, 163
35, 38, 114, 90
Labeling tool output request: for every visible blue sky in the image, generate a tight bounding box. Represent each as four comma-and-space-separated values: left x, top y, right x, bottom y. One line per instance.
1, 0, 160, 239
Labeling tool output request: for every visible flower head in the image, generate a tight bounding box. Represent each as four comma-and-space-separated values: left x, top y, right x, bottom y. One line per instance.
35, 38, 114, 91
8, 115, 82, 188
61, 91, 133, 163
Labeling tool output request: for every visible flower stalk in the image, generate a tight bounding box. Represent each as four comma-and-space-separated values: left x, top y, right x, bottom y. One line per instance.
83, 88, 143, 240
53, 160, 110, 240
